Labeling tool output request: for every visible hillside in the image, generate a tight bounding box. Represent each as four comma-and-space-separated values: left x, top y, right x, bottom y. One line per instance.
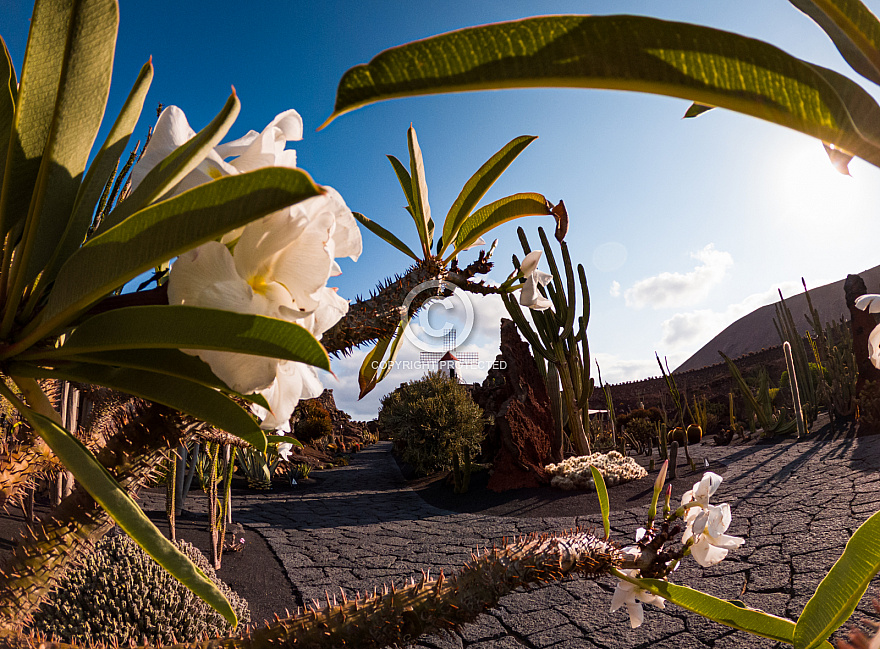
674, 264, 880, 373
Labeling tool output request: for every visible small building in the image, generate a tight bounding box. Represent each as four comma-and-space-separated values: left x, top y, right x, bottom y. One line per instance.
438, 351, 460, 382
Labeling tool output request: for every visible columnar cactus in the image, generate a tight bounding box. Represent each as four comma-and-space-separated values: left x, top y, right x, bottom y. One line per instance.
501, 226, 593, 458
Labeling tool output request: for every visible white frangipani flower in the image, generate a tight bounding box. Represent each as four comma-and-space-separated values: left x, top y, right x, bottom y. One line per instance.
609, 569, 665, 628
682, 502, 745, 567
679, 471, 744, 566
135, 106, 363, 431
855, 295, 880, 369
517, 250, 553, 311
276, 441, 294, 463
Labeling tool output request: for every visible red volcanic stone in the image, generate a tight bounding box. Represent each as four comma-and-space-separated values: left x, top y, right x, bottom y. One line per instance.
472, 319, 555, 492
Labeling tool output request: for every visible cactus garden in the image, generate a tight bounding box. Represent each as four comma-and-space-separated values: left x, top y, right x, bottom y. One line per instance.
2, 1, 880, 649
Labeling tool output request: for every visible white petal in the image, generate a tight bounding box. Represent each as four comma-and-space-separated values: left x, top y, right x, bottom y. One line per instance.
609, 583, 635, 613
215, 129, 260, 159
256, 364, 305, 431
706, 503, 732, 537
462, 236, 486, 251
293, 287, 349, 336
271, 209, 336, 312
625, 601, 645, 628
234, 209, 308, 281
692, 509, 710, 536
694, 472, 723, 505
168, 242, 255, 312
691, 536, 729, 567
129, 106, 196, 192
323, 187, 362, 261
520, 276, 553, 310
869, 324, 880, 369
519, 250, 542, 276
195, 350, 278, 394
710, 533, 745, 551
228, 110, 303, 173
855, 294, 880, 313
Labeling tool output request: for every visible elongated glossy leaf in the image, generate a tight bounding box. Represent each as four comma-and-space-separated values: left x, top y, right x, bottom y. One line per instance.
9, 361, 268, 451
358, 318, 407, 399
19, 407, 237, 624
635, 579, 831, 646
32, 167, 323, 342
453, 193, 551, 256
0, 36, 17, 187
353, 211, 419, 260
387, 155, 416, 216
56, 348, 230, 388
790, 0, 880, 85
0, 0, 70, 237
589, 466, 610, 539
96, 91, 240, 234
33, 305, 330, 372
684, 103, 714, 118
326, 15, 880, 168
407, 126, 433, 254
267, 435, 303, 448
36, 59, 154, 292
16, 0, 118, 289
794, 509, 880, 649
440, 135, 537, 255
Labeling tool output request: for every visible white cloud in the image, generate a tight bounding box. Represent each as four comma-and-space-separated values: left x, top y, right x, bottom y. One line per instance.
624, 244, 733, 310
658, 280, 802, 351
593, 353, 660, 385
610, 280, 621, 298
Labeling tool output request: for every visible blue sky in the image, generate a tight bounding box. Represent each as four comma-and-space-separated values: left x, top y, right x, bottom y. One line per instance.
5, 1, 880, 419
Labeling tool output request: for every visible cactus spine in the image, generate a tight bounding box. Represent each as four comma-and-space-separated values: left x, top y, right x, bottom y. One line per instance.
501, 226, 593, 457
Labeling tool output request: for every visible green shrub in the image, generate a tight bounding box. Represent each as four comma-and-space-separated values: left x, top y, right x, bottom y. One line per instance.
31, 534, 250, 645
294, 399, 333, 442
379, 372, 484, 478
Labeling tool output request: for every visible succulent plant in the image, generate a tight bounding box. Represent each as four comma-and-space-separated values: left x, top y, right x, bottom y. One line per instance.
30, 534, 249, 645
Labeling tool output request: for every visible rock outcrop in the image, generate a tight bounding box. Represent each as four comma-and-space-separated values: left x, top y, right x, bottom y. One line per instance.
472, 319, 555, 491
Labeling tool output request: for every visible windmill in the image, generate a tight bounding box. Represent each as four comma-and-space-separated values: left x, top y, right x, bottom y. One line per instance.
420, 330, 478, 382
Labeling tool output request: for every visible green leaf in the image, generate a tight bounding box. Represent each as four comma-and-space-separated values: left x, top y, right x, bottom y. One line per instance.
0, 0, 72, 237
44, 348, 269, 409
407, 126, 433, 255
9, 361, 268, 452
635, 579, 830, 646
794, 508, 880, 649
30, 167, 323, 344
24, 409, 238, 624
36, 59, 154, 292
452, 192, 551, 256
440, 135, 537, 255
589, 465, 610, 539
358, 318, 407, 399
353, 211, 419, 260
325, 15, 880, 169
0, 36, 18, 187
386, 154, 416, 216
789, 0, 880, 85
13, 0, 118, 289
266, 435, 303, 448
684, 102, 714, 118
95, 90, 240, 234
32, 305, 330, 372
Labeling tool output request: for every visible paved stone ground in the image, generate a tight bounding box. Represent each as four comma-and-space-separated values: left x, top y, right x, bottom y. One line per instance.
219, 436, 880, 648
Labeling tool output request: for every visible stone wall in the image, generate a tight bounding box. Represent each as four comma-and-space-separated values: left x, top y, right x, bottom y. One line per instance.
589, 344, 795, 414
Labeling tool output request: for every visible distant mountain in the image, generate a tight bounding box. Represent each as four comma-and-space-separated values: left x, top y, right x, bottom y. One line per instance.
674, 265, 880, 373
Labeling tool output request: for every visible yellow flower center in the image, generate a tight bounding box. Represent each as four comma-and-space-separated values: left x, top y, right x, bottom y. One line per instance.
249, 274, 271, 295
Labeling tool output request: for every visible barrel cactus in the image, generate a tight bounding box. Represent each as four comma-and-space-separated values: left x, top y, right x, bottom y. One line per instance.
29, 534, 250, 645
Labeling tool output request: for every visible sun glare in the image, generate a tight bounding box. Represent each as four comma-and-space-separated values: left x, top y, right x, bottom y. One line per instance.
771, 140, 877, 228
